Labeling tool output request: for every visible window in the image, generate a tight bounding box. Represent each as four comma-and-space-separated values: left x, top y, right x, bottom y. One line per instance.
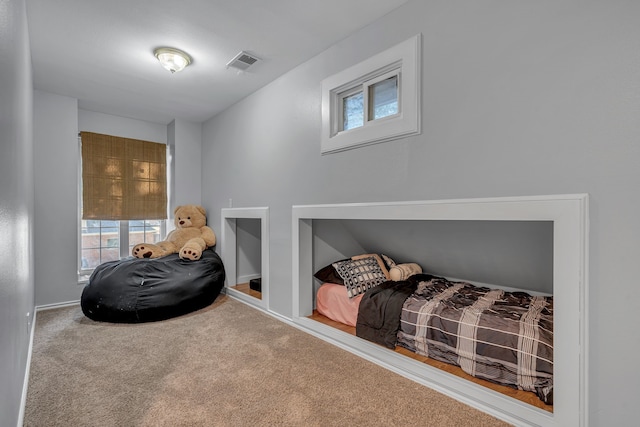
80, 220, 166, 274
338, 71, 400, 132
339, 70, 399, 132
78, 132, 168, 280
321, 34, 421, 154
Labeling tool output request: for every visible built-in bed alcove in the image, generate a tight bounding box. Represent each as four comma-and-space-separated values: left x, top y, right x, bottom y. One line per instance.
221, 207, 270, 311
292, 195, 588, 427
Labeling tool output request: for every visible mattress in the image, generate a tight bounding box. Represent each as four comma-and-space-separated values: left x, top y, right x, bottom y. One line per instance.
316, 283, 363, 327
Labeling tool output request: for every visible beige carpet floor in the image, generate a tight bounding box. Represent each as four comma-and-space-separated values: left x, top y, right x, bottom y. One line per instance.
24, 295, 511, 426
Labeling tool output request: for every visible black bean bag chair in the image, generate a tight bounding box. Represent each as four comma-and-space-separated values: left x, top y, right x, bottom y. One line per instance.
81, 249, 225, 323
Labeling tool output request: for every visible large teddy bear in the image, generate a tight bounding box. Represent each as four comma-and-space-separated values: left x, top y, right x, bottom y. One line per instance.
132, 204, 216, 261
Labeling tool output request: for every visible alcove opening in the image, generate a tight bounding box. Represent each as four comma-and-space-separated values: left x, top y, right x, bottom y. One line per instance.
221, 207, 269, 311
292, 195, 588, 427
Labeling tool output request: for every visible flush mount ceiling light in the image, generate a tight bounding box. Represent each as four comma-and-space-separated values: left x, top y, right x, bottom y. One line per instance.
154, 47, 192, 73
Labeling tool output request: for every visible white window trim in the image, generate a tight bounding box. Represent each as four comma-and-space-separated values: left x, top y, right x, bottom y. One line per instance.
321, 34, 421, 154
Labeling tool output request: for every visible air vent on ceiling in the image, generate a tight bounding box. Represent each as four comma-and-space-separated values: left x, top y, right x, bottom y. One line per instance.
226, 51, 260, 71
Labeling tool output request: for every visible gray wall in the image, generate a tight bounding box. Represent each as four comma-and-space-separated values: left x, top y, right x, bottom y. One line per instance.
235, 218, 262, 282
79, 109, 167, 142
313, 219, 553, 293
32, 104, 169, 306
0, 0, 35, 425
169, 118, 203, 209
201, 1, 640, 425
33, 91, 79, 306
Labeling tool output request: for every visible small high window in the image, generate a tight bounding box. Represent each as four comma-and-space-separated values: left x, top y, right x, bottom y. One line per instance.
338, 70, 399, 133
321, 34, 421, 154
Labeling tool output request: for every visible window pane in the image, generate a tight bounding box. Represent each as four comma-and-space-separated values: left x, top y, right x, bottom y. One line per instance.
368, 75, 398, 121
129, 220, 162, 251
101, 248, 120, 263
343, 91, 364, 131
101, 220, 119, 233
81, 249, 100, 270
81, 219, 120, 269
81, 218, 165, 273
146, 221, 162, 243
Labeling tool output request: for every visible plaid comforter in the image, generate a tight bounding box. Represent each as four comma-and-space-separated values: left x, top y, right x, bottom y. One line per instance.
396, 277, 554, 404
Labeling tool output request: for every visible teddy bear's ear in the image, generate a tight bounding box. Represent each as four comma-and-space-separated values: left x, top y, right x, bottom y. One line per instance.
173, 205, 183, 215
196, 205, 206, 216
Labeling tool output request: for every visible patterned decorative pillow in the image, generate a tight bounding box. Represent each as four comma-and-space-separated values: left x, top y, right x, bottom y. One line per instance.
313, 260, 347, 285
314, 254, 390, 285
350, 253, 391, 279
332, 256, 388, 298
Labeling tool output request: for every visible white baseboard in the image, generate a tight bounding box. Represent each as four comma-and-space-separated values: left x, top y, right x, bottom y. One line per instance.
36, 300, 80, 312
19, 301, 80, 426
17, 309, 37, 427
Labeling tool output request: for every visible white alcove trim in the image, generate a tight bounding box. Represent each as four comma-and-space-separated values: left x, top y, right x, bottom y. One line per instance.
292, 194, 588, 427
221, 207, 270, 312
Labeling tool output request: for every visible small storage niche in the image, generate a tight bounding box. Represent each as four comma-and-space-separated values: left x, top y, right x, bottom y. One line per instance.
292, 195, 588, 427
221, 207, 269, 311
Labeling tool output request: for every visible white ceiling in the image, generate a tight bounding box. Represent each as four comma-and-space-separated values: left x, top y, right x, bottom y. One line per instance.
26, 0, 409, 124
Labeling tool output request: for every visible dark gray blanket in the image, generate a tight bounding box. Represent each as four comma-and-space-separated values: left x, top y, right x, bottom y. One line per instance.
355, 274, 437, 349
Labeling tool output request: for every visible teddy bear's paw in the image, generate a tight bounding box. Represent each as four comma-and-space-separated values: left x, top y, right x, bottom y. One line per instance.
179, 247, 202, 261
132, 244, 154, 259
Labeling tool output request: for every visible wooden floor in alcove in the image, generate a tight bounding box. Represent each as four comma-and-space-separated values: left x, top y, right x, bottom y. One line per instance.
309, 310, 553, 413
232, 283, 262, 300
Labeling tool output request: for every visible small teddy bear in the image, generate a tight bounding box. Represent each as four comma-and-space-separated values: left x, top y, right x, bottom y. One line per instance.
132, 204, 216, 261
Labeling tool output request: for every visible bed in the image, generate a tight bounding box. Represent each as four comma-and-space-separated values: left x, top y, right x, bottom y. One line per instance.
81, 248, 226, 323
314, 254, 554, 405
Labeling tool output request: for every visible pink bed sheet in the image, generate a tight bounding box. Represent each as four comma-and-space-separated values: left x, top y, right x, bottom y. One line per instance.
316, 283, 362, 327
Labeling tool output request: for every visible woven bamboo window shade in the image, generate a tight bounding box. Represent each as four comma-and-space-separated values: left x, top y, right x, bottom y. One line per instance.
81, 132, 167, 220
